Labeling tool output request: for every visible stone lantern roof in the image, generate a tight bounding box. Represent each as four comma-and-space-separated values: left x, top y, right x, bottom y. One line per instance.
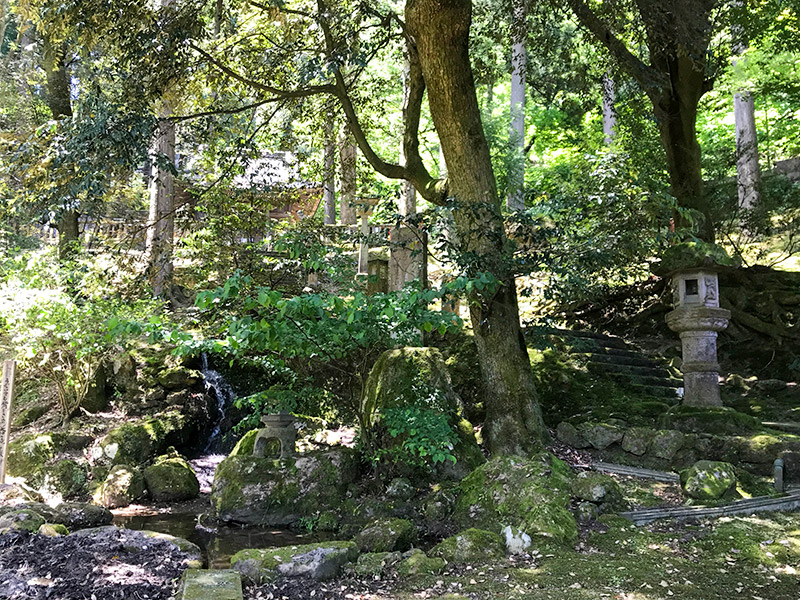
651, 241, 740, 278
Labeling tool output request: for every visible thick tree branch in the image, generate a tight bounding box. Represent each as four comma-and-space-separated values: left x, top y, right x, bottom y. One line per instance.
565, 0, 667, 95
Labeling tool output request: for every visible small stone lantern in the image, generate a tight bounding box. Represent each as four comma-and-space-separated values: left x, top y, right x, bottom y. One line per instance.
253, 411, 296, 459
354, 197, 380, 275
658, 243, 736, 407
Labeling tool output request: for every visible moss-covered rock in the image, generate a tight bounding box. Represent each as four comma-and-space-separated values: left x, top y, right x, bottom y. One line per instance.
36, 459, 88, 500
396, 549, 446, 576
231, 541, 358, 583
683, 460, 737, 500
0, 508, 45, 532
211, 449, 357, 525
53, 502, 113, 529
430, 528, 505, 563
143, 454, 200, 502
652, 241, 739, 276
621, 427, 653, 456
93, 465, 146, 508
555, 422, 590, 449
38, 523, 69, 536
13, 404, 50, 428
157, 366, 202, 390
649, 430, 685, 460
354, 517, 416, 553
571, 472, 626, 512
230, 429, 259, 457
659, 406, 762, 435
5, 433, 59, 478
453, 454, 577, 544
578, 422, 624, 450
353, 551, 402, 576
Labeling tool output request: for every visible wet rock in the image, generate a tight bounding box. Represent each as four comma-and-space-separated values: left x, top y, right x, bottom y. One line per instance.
430, 528, 505, 563
621, 427, 653, 456
353, 551, 402, 576
354, 517, 416, 553
93, 465, 146, 508
54, 502, 113, 530
453, 454, 577, 544
555, 422, 590, 449
682, 460, 737, 500
650, 430, 684, 461
144, 454, 200, 502
396, 549, 445, 575
571, 472, 626, 512
231, 541, 358, 583
578, 422, 624, 450
211, 448, 357, 525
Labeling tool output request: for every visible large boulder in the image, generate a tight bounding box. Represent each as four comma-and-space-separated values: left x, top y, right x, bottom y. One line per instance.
571, 472, 626, 513
0, 508, 46, 532
5, 433, 59, 478
354, 518, 416, 553
211, 448, 358, 525
360, 347, 484, 478
682, 460, 737, 500
231, 541, 358, 583
143, 454, 200, 502
35, 459, 89, 500
429, 528, 505, 564
453, 454, 577, 544
396, 549, 446, 576
93, 465, 146, 508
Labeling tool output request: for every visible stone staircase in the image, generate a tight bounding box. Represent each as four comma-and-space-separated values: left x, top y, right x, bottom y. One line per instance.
546, 328, 682, 400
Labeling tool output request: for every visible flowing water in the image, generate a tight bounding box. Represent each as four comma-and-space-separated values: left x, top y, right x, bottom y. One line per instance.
201, 353, 237, 453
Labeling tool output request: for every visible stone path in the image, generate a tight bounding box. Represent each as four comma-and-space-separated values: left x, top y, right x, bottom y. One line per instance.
178, 569, 243, 600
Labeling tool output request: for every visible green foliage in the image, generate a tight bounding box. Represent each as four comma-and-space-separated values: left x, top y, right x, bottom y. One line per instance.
372, 404, 459, 470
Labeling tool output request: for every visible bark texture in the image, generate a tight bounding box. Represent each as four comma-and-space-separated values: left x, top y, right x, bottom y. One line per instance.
145, 113, 176, 298
601, 73, 617, 144
338, 127, 357, 225
507, 0, 527, 211
323, 117, 337, 224
407, 0, 547, 455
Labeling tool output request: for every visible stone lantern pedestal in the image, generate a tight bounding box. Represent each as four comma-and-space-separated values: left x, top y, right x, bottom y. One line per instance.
355, 197, 379, 275
657, 243, 737, 407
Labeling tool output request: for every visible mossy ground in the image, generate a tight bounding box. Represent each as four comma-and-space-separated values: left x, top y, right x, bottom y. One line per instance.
349, 513, 800, 600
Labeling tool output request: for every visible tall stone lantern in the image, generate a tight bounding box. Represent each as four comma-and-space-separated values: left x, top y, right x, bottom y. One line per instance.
655, 243, 737, 407
354, 197, 380, 275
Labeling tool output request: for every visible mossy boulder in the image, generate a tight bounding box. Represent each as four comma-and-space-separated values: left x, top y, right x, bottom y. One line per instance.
230, 429, 259, 456
571, 472, 626, 512
430, 528, 505, 564
5, 433, 59, 478
143, 454, 200, 502
578, 422, 624, 450
52, 502, 113, 529
157, 366, 202, 390
93, 465, 146, 508
353, 551, 402, 576
0, 508, 46, 532
36, 459, 89, 500
396, 549, 446, 576
649, 430, 685, 461
555, 422, 590, 449
621, 427, 653, 456
453, 454, 577, 544
211, 448, 357, 525
13, 404, 50, 427
682, 460, 737, 500
354, 517, 416, 553
231, 541, 358, 583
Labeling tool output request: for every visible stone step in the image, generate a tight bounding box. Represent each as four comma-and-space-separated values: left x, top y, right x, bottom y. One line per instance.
629, 384, 681, 400
541, 327, 632, 351
587, 353, 659, 369
607, 373, 681, 389
178, 569, 243, 600
589, 361, 673, 380
620, 488, 800, 526
762, 422, 800, 434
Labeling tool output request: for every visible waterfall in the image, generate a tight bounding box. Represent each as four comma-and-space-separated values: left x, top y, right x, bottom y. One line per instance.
201, 353, 236, 453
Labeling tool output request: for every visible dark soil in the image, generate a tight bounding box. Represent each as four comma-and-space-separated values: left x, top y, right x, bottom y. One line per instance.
0, 529, 194, 600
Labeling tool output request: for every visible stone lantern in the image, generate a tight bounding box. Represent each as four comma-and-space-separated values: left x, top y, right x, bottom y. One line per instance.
253, 411, 296, 459
657, 243, 736, 407
354, 197, 380, 275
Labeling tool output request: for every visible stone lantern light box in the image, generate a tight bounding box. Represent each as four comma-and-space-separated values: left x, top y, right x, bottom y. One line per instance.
672, 270, 720, 309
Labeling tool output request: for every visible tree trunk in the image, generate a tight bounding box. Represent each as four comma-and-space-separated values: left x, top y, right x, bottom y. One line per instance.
651, 56, 714, 242
601, 72, 617, 145
146, 112, 176, 298
338, 126, 357, 225
407, 0, 547, 455
323, 117, 336, 224
731, 0, 761, 211
507, 0, 526, 211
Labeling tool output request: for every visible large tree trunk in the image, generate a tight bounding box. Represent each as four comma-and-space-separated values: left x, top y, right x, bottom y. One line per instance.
323, 117, 336, 224
146, 112, 175, 298
407, 0, 547, 455
651, 56, 714, 242
338, 126, 357, 225
507, 0, 526, 211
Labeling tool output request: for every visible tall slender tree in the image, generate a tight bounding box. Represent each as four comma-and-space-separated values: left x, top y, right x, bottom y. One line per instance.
507, 0, 527, 211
